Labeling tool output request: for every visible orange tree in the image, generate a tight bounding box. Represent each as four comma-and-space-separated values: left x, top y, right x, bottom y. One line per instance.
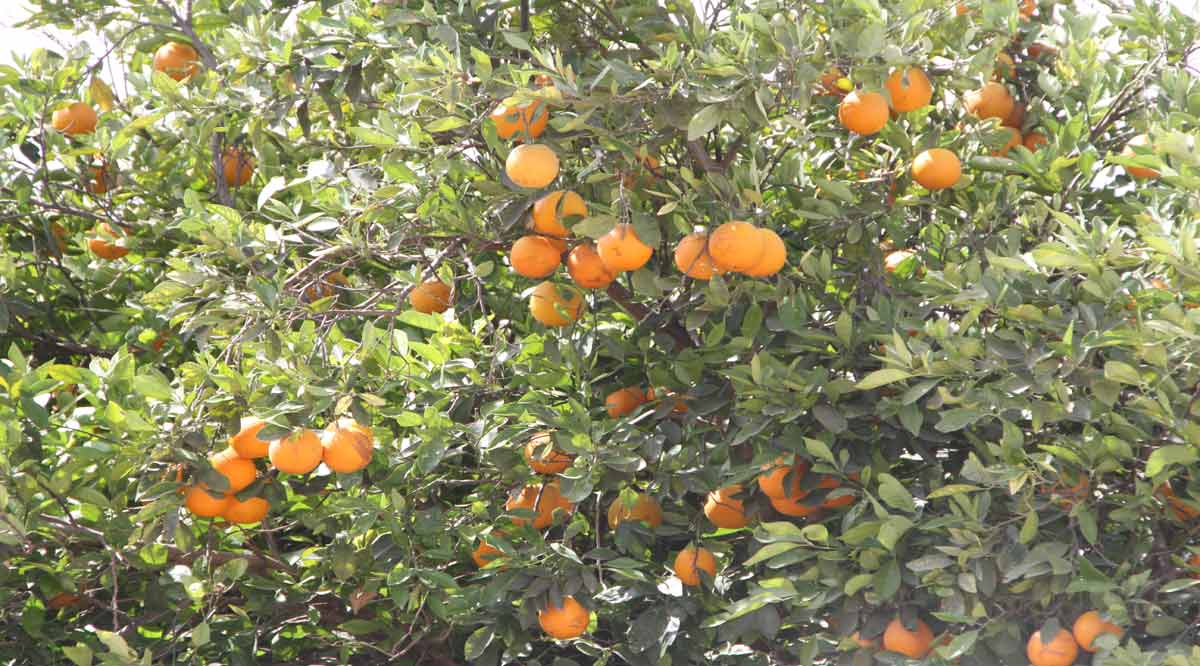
1, 0, 1199, 664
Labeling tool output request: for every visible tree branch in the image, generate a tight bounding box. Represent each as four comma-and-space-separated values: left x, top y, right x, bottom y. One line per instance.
604, 281, 693, 351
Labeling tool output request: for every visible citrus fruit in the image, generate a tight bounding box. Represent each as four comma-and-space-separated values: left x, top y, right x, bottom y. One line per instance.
511, 235, 563, 278
221, 496, 269, 524
88, 223, 129, 259
506, 480, 573, 529
506, 144, 559, 189
607, 492, 663, 529
538, 595, 589, 639
472, 537, 505, 568
153, 41, 201, 80
964, 82, 1014, 121
742, 228, 786, 277
1072, 611, 1122, 653
704, 485, 749, 529
994, 127, 1022, 156
1026, 628, 1080, 666
524, 431, 573, 475
566, 243, 616, 289
531, 190, 585, 239
184, 485, 231, 518
322, 418, 373, 473
268, 428, 323, 474
211, 447, 256, 493
1121, 134, 1159, 179
770, 494, 821, 518
673, 232, 718, 280
708, 220, 765, 272
838, 90, 889, 135
912, 148, 961, 190
490, 100, 548, 141
882, 618, 934, 659
221, 147, 254, 188
1024, 132, 1048, 151
674, 545, 717, 586
758, 457, 809, 499
884, 67, 932, 112
596, 223, 653, 272
529, 281, 584, 326
605, 387, 646, 417
409, 279, 452, 313
51, 102, 98, 136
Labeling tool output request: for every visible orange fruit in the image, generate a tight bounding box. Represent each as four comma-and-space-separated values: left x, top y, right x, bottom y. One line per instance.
221, 496, 269, 524
87, 164, 110, 194
1019, 0, 1036, 17
605, 387, 646, 418
49, 222, 68, 254
964, 82, 1014, 121
210, 448, 256, 493
851, 631, 878, 648
524, 431, 574, 475
153, 41, 201, 81
884, 67, 932, 112
708, 220, 765, 272
471, 537, 505, 568
884, 249, 916, 273
596, 223, 653, 272
742, 228, 786, 277
230, 418, 270, 458
506, 480, 574, 529
490, 100, 548, 141
1026, 628, 1079, 666
531, 191, 585, 239
1003, 100, 1026, 129
704, 485, 749, 529
506, 144, 559, 189
912, 148, 962, 190
621, 150, 661, 188
1027, 43, 1057, 58
221, 147, 254, 188
322, 418, 373, 473
1122, 134, 1159, 179
409, 279, 452, 313
1024, 132, 1048, 151
184, 485, 231, 518
994, 127, 1022, 157
758, 457, 809, 499
268, 429, 323, 474
995, 52, 1017, 80
956, 2, 970, 15
1072, 611, 1122, 653
511, 235, 563, 278
770, 494, 821, 518
566, 243, 616, 289
838, 90, 889, 135
674, 545, 717, 586
1157, 484, 1200, 521
529, 281, 585, 326
51, 102, 98, 136
818, 66, 846, 96
607, 492, 663, 529
673, 232, 718, 280
88, 223, 129, 259
1188, 553, 1200, 578
882, 618, 934, 659
47, 592, 83, 610
538, 595, 589, 639
819, 476, 857, 509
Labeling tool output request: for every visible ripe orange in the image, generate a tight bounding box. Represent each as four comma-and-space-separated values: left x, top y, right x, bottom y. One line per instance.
538, 595, 589, 639
221, 147, 254, 188
674, 545, 717, 586
995, 52, 1017, 80
531, 190, 585, 239
884, 68, 932, 112
605, 387, 646, 417
964, 82, 1014, 121
621, 150, 661, 189
506, 144, 559, 189
506, 480, 574, 529
221, 496, 269, 524
566, 243, 616, 289
51, 102, 98, 136
184, 485, 231, 518
1072, 611, 1122, 653
87, 164, 111, 194
742, 228, 786, 277
758, 457, 809, 499
1121, 134, 1159, 179
302, 271, 348, 302
1157, 484, 1200, 521
817, 66, 846, 96
838, 90, 889, 135
1188, 553, 1200, 578
88, 223, 129, 259
1019, 0, 1036, 17
709, 220, 765, 272
1004, 100, 1026, 129
47, 592, 83, 610
820, 476, 857, 509
674, 232, 718, 280
511, 235, 563, 278
524, 431, 573, 475
704, 485, 749, 529
490, 100, 548, 141
770, 494, 821, 518
882, 618, 934, 659
851, 631, 878, 648
1024, 132, 1048, 151
49, 222, 68, 254
529, 281, 585, 326
1027, 43, 1058, 59
409, 279, 452, 313
268, 429, 323, 474
994, 127, 1022, 157
230, 418, 270, 458
153, 42, 201, 81
471, 537, 505, 568
956, 2, 969, 15
596, 223, 653, 272
322, 418, 373, 473
1026, 628, 1079, 666
607, 492, 663, 529
210, 448, 256, 493
912, 148, 961, 190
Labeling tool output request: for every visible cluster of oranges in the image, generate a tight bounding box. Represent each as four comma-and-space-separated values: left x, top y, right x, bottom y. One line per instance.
674, 220, 787, 280
182, 417, 373, 525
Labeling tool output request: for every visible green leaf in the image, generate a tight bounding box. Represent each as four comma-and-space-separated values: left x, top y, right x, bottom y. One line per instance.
426, 116, 469, 132
1103, 361, 1142, 385
935, 408, 986, 433
1146, 445, 1198, 477
876, 474, 916, 513
191, 621, 210, 647
349, 126, 396, 146
687, 104, 722, 141
62, 644, 92, 666
877, 515, 913, 551
804, 437, 835, 464
743, 542, 801, 566
927, 484, 981, 499
464, 625, 494, 660
855, 369, 911, 390
132, 373, 172, 401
